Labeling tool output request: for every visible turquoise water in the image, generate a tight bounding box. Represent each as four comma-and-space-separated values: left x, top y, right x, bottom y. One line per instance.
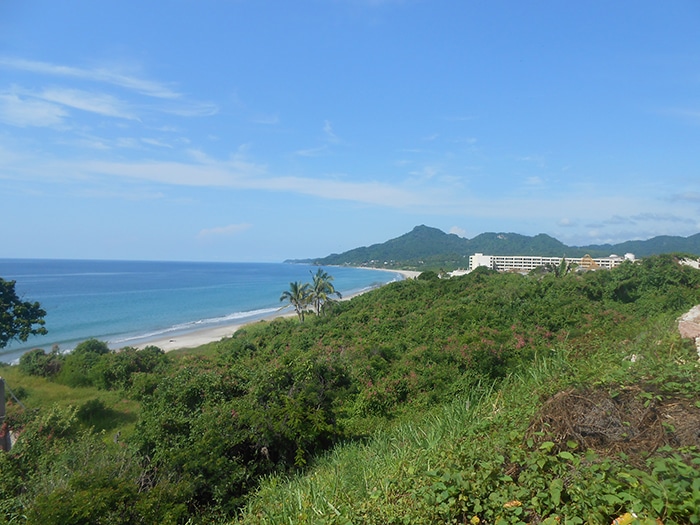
0, 259, 400, 363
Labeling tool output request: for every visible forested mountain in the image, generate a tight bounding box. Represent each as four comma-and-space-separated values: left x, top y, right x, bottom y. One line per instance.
297, 225, 468, 267
288, 225, 700, 268
583, 232, 700, 258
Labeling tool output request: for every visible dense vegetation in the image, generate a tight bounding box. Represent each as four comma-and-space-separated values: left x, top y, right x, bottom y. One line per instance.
289, 225, 700, 269
1, 255, 700, 524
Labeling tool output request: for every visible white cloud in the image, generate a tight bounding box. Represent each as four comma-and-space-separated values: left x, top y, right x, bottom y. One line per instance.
409, 165, 439, 180
50, 155, 432, 208
141, 137, 173, 148
295, 145, 328, 157
0, 92, 67, 127
0, 57, 181, 99
39, 87, 138, 120
159, 101, 219, 117
78, 187, 165, 201
449, 226, 467, 237
198, 223, 252, 238
323, 120, 339, 142
0, 57, 218, 118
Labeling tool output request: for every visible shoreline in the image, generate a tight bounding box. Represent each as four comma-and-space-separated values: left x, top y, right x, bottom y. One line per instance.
136, 268, 421, 353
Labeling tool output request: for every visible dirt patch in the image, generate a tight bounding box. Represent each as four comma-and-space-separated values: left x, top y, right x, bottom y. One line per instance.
525, 386, 700, 461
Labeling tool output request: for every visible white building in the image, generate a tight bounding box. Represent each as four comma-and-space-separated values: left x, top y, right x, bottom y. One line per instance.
468, 252, 635, 272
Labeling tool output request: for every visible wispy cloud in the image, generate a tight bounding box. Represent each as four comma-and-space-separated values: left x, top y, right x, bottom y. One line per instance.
409, 165, 439, 181
198, 223, 252, 238
632, 212, 696, 224
525, 176, 544, 186
449, 226, 467, 237
586, 212, 696, 229
0, 57, 181, 99
558, 218, 576, 227
295, 145, 329, 157
660, 107, 700, 123
517, 155, 546, 168
0, 57, 219, 118
39, 87, 138, 120
671, 191, 700, 203
44, 154, 432, 208
141, 137, 173, 148
295, 120, 340, 156
159, 101, 219, 117
0, 92, 67, 127
323, 120, 339, 143
77, 188, 166, 201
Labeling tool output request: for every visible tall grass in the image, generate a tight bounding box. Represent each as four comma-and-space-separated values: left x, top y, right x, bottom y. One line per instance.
1, 365, 140, 439
235, 348, 575, 524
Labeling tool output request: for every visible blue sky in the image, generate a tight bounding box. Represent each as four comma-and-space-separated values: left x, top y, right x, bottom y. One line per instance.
1, 1, 699, 262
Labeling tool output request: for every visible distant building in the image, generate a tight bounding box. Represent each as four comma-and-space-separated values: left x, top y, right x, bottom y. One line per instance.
468, 253, 635, 272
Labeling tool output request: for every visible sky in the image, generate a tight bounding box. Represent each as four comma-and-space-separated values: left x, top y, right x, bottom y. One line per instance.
1, 1, 699, 262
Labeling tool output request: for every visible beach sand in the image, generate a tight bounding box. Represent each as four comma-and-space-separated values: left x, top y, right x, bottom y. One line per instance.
136, 268, 421, 352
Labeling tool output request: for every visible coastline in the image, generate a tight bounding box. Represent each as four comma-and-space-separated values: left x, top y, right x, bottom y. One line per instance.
136, 268, 421, 352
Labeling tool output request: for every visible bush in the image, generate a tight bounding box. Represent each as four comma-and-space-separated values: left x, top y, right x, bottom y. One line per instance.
19, 347, 63, 377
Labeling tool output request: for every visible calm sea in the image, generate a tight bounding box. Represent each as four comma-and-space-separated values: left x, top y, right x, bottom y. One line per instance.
0, 259, 400, 363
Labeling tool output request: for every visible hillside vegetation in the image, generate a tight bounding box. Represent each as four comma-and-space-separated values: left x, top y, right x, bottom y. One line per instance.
288, 225, 700, 269
1, 255, 700, 524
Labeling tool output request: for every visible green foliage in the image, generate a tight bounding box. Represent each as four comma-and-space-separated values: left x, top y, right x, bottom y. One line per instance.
72, 338, 110, 355
56, 348, 102, 388
2, 411, 190, 525
416, 270, 439, 281
310, 268, 342, 315
4, 255, 700, 523
280, 280, 312, 321
41, 340, 170, 391
0, 277, 47, 349
90, 345, 169, 391
18, 347, 63, 377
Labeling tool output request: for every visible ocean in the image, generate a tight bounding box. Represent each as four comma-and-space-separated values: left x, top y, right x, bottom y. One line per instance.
0, 259, 401, 364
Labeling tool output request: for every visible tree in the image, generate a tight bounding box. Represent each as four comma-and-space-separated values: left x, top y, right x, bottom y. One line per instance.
309, 269, 342, 316
280, 281, 311, 322
72, 338, 110, 356
0, 278, 47, 349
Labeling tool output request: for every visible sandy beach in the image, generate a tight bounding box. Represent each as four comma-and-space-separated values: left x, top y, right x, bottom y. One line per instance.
136, 268, 421, 352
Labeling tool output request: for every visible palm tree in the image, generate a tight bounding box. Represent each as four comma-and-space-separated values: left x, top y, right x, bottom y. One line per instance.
280, 281, 311, 322
310, 269, 342, 316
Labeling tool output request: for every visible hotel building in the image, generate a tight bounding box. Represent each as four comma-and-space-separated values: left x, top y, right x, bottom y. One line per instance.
468, 253, 635, 273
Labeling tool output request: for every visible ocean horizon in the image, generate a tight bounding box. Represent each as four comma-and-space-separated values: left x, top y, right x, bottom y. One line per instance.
0, 259, 402, 364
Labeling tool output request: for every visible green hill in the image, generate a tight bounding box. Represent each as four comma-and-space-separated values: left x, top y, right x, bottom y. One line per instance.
299, 225, 468, 266
287, 225, 700, 269
583, 232, 700, 258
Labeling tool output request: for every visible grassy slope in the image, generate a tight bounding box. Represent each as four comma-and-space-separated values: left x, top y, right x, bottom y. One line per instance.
235, 314, 700, 524
1, 366, 141, 439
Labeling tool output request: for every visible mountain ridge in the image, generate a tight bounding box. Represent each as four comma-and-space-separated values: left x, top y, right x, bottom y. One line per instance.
286, 225, 700, 268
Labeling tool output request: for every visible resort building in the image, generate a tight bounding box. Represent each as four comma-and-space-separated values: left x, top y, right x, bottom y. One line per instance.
468, 253, 635, 273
